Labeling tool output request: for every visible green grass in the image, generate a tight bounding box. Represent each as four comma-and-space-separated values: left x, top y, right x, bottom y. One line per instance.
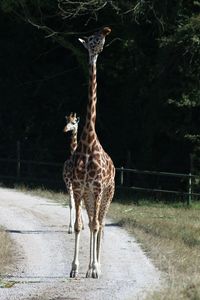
108, 200, 200, 300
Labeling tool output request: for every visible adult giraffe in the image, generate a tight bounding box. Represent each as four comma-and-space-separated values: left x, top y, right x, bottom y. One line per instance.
70, 27, 115, 279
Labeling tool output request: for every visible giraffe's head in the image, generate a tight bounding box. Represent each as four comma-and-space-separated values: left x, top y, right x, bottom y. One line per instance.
63, 113, 80, 134
78, 27, 111, 63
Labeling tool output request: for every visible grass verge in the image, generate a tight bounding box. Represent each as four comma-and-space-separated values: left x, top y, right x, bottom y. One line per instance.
108, 200, 200, 300
0, 228, 13, 271
15, 184, 69, 206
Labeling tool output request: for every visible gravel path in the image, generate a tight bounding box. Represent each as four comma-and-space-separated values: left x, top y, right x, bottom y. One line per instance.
0, 187, 161, 299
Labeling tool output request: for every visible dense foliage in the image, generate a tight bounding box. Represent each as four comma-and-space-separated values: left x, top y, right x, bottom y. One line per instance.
0, 0, 199, 173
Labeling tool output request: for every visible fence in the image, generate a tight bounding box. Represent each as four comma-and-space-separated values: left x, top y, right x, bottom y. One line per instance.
0, 141, 200, 204
116, 167, 200, 205
1, 153, 200, 205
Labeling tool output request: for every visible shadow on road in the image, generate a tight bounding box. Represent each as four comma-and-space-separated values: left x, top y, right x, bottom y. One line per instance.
5, 229, 68, 234
105, 222, 121, 227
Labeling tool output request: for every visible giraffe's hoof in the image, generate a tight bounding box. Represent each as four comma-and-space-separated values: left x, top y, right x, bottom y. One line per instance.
86, 266, 100, 279
86, 268, 93, 278
92, 269, 99, 279
68, 227, 73, 234
70, 262, 79, 278
70, 269, 78, 278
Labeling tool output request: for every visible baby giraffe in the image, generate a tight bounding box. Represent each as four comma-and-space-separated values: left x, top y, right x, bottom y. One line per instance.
63, 113, 80, 234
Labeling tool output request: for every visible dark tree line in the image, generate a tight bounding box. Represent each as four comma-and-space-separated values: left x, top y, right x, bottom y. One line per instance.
0, 0, 200, 174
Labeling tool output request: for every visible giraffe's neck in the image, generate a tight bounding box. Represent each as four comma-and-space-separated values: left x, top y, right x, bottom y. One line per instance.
81, 62, 97, 143
70, 130, 78, 155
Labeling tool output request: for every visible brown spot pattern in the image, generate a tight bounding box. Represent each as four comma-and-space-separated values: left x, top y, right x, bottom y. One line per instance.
69, 60, 115, 234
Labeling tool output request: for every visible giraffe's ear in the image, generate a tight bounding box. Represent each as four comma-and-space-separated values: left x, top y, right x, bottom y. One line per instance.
78, 38, 87, 49
78, 38, 85, 44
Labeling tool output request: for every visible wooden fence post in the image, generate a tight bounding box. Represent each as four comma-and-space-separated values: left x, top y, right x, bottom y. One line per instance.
120, 166, 124, 186
17, 141, 21, 180
126, 150, 131, 186
187, 154, 194, 206
188, 173, 192, 206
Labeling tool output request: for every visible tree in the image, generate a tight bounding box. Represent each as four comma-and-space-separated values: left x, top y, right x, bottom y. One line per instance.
1, 0, 200, 174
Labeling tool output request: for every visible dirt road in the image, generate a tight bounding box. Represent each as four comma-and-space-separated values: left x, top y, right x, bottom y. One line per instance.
0, 187, 161, 299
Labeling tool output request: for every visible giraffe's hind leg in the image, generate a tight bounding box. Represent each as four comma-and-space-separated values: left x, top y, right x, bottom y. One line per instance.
86, 229, 99, 278
80, 201, 84, 230
68, 185, 75, 234
85, 191, 102, 279
70, 193, 82, 278
97, 183, 115, 271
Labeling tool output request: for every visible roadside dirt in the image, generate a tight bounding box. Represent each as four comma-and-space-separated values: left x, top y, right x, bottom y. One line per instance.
0, 187, 162, 300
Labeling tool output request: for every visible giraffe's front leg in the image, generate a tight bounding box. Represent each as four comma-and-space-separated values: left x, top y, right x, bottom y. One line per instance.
86, 229, 100, 278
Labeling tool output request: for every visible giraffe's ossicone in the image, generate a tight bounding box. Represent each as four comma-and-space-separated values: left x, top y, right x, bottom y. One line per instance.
79, 27, 111, 63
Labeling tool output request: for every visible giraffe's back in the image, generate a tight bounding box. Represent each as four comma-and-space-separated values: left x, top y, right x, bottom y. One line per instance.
72, 140, 115, 188
72, 145, 115, 220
